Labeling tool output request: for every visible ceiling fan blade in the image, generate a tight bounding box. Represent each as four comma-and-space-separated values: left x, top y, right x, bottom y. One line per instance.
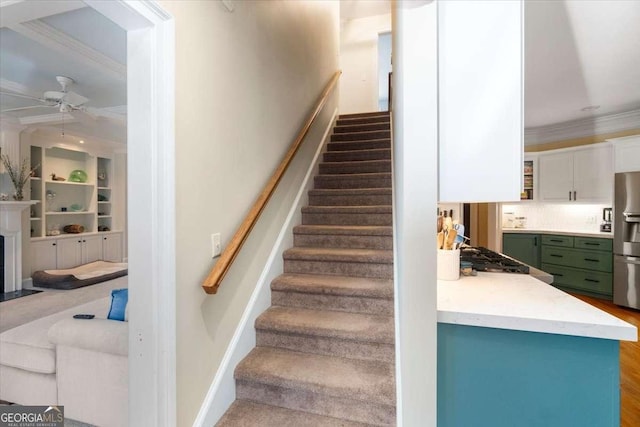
63, 91, 89, 107
0, 91, 47, 103
1, 105, 56, 113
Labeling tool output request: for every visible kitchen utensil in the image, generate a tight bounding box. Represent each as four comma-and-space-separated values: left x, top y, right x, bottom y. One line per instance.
445, 215, 453, 231
437, 216, 444, 233
437, 231, 445, 249
454, 224, 465, 246
445, 229, 457, 250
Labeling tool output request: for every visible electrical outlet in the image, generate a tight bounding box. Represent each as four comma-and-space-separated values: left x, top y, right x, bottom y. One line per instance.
211, 233, 221, 257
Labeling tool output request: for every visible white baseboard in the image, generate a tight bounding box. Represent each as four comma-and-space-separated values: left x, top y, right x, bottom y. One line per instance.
193, 108, 338, 427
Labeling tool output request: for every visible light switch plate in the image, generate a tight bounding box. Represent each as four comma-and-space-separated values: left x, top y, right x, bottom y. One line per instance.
212, 233, 221, 257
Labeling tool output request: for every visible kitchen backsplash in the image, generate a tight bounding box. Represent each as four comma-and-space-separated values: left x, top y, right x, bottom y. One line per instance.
501, 203, 612, 234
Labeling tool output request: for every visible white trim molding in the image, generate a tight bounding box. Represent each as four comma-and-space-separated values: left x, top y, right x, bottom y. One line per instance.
525, 109, 640, 145
84, 1, 176, 426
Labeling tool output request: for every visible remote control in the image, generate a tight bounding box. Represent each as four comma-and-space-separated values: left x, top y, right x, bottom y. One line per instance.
73, 314, 95, 319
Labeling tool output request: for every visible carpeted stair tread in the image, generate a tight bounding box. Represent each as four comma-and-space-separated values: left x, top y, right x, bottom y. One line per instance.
294, 224, 392, 236
235, 347, 396, 406
337, 117, 390, 126
319, 159, 391, 174
302, 205, 392, 214
271, 274, 393, 299
323, 148, 391, 162
331, 130, 391, 142
334, 122, 390, 133
314, 173, 392, 190
283, 247, 393, 264
216, 400, 374, 427
308, 188, 392, 197
339, 112, 390, 120
327, 139, 391, 152
256, 306, 394, 344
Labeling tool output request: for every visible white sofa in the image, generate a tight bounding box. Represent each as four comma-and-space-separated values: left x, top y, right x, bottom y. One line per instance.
0, 297, 128, 427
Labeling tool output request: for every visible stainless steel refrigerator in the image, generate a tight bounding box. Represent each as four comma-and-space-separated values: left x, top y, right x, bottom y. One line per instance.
613, 172, 640, 309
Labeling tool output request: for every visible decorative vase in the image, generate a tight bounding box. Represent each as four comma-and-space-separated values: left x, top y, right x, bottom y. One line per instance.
13, 188, 24, 201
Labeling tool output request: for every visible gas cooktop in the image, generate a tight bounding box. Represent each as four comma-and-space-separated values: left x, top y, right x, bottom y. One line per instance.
460, 246, 530, 274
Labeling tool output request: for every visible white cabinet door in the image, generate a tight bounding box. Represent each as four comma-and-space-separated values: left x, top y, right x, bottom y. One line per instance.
539, 151, 574, 202
31, 240, 57, 273
82, 235, 103, 264
613, 136, 640, 173
438, 0, 523, 202
102, 232, 123, 262
573, 145, 613, 202
56, 237, 83, 269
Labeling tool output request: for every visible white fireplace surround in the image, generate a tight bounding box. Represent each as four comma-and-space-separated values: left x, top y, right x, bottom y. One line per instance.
0, 201, 36, 293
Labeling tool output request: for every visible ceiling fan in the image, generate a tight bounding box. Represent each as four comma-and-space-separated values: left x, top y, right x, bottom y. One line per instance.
0, 75, 89, 114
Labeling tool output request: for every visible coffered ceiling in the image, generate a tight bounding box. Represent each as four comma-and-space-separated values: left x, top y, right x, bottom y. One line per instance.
0, 1, 127, 144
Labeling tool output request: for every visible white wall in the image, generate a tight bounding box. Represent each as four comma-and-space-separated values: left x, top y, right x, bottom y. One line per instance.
501, 203, 611, 234
158, 1, 339, 425
340, 13, 391, 114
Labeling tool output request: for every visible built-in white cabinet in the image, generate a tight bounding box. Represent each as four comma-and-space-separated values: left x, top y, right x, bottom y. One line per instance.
30, 231, 123, 274
611, 135, 640, 173
30, 240, 58, 273
102, 232, 123, 263
437, 0, 523, 202
56, 234, 103, 269
538, 144, 613, 203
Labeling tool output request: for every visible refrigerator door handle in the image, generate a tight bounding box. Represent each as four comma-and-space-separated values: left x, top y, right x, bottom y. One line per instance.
623, 212, 640, 222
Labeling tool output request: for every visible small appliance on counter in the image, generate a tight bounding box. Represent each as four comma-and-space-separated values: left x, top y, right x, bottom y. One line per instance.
600, 207, 612, 233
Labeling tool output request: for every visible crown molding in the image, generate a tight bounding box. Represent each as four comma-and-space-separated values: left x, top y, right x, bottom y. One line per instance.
8, 20, 126, 80
525, 109, 640, 145
18, 112, 79, 125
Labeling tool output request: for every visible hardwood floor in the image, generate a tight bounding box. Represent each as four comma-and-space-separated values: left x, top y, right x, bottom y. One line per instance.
571, 294, 640, 427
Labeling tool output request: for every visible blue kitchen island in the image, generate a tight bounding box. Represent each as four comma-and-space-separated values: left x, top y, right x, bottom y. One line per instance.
437, 272, 636, 427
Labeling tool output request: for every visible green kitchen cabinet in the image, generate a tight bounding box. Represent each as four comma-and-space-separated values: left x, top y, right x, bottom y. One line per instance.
502, 233, 541, 269
541, 234, 613, 299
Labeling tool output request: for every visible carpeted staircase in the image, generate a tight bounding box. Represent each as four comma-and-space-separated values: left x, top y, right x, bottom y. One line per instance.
217, 111, 395, 426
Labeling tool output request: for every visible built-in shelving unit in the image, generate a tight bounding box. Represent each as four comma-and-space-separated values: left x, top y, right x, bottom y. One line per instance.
28, 145, 118, 238
521, 158, 534, 200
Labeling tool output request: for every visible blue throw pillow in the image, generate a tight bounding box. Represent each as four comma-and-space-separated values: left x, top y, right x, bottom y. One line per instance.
108, 288, 128, 321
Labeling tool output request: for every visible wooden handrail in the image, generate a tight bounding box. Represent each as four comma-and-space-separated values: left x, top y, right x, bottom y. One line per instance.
202, 71, 342, 294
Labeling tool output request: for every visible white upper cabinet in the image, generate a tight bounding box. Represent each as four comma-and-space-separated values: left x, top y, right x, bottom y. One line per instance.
612, 135, 640, 173
438, 0, 523, 202
538, 151, 574, 202
538, 144, 613, 203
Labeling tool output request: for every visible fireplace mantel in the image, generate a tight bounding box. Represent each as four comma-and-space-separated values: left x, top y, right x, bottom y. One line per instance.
1, 201, 36, 292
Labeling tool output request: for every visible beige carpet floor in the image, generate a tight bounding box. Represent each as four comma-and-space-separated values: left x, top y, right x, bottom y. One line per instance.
0, 276, 128, 333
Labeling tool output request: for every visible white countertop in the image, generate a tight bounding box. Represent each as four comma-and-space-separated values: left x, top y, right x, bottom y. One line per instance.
438, 272, 637, 341
502, 228, 613, 239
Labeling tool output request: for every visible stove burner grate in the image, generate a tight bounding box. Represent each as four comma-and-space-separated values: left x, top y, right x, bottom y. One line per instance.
460, 246, 530, 274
